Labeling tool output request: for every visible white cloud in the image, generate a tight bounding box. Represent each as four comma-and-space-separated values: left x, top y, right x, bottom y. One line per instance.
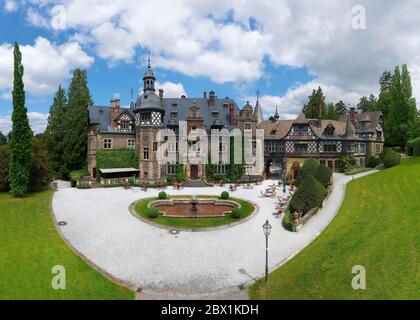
8, 0, 420, 118
4, 0, 18, 12
0, 112, 49, 134
244, 81, 361, 120
0, 37, 94, 96
155, 81, 186, 98
26, 7, 50, 28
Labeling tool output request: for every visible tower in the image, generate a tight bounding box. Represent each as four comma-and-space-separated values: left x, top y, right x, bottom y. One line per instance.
133, 52, 165, 182
254, 90, 264, 124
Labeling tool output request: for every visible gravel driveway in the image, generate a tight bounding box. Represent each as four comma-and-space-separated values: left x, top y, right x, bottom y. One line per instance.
52, 171, 376, 298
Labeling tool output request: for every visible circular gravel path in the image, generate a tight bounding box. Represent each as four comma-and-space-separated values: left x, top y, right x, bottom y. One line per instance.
52, 172, 376, 297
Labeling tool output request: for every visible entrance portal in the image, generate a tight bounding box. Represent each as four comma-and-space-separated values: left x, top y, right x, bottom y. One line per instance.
291, 161, 301, 179
190, 165, 199, 180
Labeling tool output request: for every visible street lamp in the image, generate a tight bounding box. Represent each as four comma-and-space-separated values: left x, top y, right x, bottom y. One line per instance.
262, 219, 272, 282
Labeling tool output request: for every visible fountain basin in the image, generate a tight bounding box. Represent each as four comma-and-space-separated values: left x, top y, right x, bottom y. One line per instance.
149, 198, 240, 218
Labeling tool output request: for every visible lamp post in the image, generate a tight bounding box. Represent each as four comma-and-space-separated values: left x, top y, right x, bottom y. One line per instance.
262, 219, 272, 282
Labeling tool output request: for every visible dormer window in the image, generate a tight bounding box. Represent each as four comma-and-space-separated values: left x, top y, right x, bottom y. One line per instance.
271, 129, 277, 135
172, 103, 178, 108
171, 111, 178, 118
324, 124, 335, 136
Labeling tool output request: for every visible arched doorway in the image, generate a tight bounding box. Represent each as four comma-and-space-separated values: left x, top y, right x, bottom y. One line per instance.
291, 161, 301, 179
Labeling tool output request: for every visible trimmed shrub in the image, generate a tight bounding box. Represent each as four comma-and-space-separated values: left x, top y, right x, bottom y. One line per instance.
96, 149, 138, 170
407, 137, 420, 156
231, 208, 242, 219
297, 158, 318, 185
289, 175, 327, 215
147, 208, 159, 219
221, 191, 230, 199
158, 191, 167, 199
314, 164, 332, 188
383, 149, 401, 168
69, 168, 89, 182
379, 147, 391, 161
367, 156, 382, 168
167, 177, 174, 184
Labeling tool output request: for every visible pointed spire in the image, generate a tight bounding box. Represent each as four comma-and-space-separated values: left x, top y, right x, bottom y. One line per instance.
274, 105, 279, 120
147, 49, 151, 69
254, 90, 264, 124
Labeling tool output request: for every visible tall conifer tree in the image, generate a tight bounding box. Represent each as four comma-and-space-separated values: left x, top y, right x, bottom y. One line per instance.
303, 87, 326, 118
46, 85, 67, 177
9, 43, 32, 197
62, 69, 93, 176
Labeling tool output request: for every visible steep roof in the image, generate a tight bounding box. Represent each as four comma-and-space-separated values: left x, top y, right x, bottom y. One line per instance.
88, 97, 240, 133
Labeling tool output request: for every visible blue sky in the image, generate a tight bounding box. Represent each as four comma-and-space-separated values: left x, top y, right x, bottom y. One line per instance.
1, 0, 420, 133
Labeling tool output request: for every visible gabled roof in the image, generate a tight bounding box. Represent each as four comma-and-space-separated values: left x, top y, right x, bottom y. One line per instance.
294, 112, 309, 124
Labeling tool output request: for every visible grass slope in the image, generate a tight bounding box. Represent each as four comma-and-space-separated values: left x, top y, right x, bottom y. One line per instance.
249, 157, 420, 299
0, 190, 133, 300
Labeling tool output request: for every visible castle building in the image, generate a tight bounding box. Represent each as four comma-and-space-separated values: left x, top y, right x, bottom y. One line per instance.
87, 60, 384, 183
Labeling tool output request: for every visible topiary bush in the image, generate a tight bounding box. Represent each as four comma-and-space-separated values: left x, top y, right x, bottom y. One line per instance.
147, 208, 159, 219
158, 191, 167, 199
221, 191, 230, 199
383, 149, 401, 168
289, 175, 327, 215
231, 208, 242, 219
314, 164, 332, 188
367, 156, 382, 168
379, 147, 391, 160
297, 158, 318, 185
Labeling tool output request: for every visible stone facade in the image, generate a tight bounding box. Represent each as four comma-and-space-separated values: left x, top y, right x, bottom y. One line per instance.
87, 62, 385, 182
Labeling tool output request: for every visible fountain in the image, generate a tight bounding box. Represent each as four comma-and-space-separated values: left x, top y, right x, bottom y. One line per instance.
189, 197, 199, 216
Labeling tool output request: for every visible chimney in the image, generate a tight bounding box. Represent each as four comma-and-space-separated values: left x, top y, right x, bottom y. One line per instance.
318, 103, 323, 119
229, 103, 235, 126
110, 98, 121, 130
209, 90, 216, 106
203, 91, 207, 99
349, 107, 356, 122
159, 89, 164, 99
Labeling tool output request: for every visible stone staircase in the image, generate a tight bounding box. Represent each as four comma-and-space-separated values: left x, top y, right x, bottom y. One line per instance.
182, 179, 209, 188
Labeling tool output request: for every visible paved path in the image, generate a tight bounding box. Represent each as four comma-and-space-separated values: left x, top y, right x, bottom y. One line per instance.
52, 171, 377, 299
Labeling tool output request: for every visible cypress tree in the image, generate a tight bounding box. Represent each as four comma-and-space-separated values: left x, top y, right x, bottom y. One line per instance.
46, 85, 68, 177
62, 69, 93, 176
9, 43, 32, 197
388, 65, 417, 148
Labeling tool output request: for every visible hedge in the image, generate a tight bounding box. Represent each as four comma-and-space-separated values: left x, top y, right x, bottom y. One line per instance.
289, 175, 327, 215
383, 149, 401, 168
367, 156, 382, 168
407, 137, 420, 156
69, 168, 89, 182
297, 158, 318, 185
379, 147, 391, 161
96, 149, 138, 170
314, 164, 332, 188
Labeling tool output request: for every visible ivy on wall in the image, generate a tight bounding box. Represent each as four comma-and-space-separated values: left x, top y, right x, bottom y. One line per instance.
96, 149, 138, 170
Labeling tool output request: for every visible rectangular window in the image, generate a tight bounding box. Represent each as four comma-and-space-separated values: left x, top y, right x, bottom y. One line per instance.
167, 164, 176, 175
153, 142, 158, 152
294, 143, 308, 152
103, 139, 112, 149
244, 123, 252, 130
215, 164, 227, 175
143, 172, 148, 178
143, 146, 149, 160
323, 143, 337, 152
293, 125, 309, 134
127, 139, 135, 149
140, 113, 151, 121
375, 144, 381, 154
121, 121, 130, 130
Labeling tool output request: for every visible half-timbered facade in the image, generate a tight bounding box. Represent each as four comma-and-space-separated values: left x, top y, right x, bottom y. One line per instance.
87, 60, 384, 182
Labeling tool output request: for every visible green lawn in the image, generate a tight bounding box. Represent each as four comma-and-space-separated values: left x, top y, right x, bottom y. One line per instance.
134, 195, 255, 229
249, 157, 420, 299
0, 190, 134, 300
